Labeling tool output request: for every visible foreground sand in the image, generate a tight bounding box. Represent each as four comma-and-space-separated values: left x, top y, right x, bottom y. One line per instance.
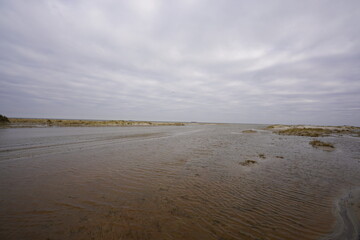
329, 188, 360, 240
1, 123, 359, 239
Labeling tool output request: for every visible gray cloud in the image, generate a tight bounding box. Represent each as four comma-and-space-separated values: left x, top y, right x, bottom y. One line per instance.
0, 0, 359, 125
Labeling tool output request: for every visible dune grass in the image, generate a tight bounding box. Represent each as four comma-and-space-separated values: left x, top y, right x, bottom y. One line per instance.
278, 128, 333, 137
267, 125, 360, 137
7, 118, 186, 127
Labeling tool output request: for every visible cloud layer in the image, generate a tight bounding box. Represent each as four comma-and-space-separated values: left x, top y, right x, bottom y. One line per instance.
1, 0, 359, 125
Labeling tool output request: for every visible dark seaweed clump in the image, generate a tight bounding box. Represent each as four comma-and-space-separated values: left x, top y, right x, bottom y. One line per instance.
309, 140, 334, 148
240, 160, 257, 166
242, 130, 257, 133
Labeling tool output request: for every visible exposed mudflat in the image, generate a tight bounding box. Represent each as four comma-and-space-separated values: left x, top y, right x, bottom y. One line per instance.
0, 124, 359, 240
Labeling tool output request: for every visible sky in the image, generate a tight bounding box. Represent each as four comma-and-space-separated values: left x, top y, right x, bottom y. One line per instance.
0, 0, 360, 125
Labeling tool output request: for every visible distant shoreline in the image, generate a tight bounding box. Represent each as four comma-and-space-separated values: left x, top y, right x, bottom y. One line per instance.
1, 118, 191, 128
1, 119, 359, 129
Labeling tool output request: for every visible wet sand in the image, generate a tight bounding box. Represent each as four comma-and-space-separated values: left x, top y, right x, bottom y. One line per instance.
0, 124, 359, 240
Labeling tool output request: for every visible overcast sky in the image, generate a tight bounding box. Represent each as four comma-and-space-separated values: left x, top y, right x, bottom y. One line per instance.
0, 0, 359, 125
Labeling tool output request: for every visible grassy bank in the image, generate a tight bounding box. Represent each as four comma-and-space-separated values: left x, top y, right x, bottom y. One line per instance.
267, 124, 360, 137
5, 118, 186, 128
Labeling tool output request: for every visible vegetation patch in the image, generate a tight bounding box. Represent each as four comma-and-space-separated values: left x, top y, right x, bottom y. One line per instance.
242, 130, 257, 133
278, 128, 332, 137
266, 125, 281, 129
240, 160, 257, 166
0, 114, 10, 124
309, 140, 334, 149
258, 154, 266, 159
6, 118, 187, 128
267, 124, 360, 137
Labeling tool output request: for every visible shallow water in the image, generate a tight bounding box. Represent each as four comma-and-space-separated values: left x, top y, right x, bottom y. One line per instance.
0, 124, 359, 240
